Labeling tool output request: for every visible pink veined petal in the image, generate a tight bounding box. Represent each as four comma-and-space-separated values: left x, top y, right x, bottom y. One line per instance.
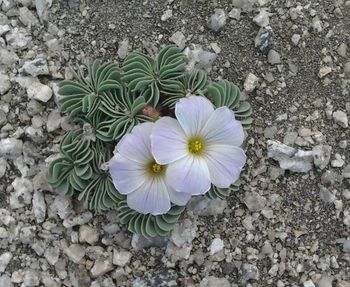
201, 107, 245, 147
205, 144, 246, 188
167, 186, 192, 206
151, 117, 188, 165
166, 155, 211, 195
108, 154, 147, 195
116, 122, 154, 163
175, 96, 214, 137
127, 177, 171, 215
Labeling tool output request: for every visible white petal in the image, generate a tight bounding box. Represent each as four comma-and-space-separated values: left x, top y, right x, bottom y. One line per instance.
201, 107, 244, 146
151, 117, 188, 164
127, 178, 171, 215
205, 145, 246, 188
167, 186, 191, 206
109, 154, 146, 195
117, 122, 154, 163
166, 155, 211, 195
175, 96, 214, 137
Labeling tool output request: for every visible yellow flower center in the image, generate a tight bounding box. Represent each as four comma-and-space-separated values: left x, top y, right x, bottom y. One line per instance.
152, 163, 162, 173
188, 138, 204, 154
148, 161, 164, 176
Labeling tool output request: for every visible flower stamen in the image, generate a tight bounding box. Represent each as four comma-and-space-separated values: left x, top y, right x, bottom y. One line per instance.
148, 161, 164, 176
188, 138, 204, 154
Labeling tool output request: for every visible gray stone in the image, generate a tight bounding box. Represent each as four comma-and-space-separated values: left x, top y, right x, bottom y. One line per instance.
241, 263, 260, 281
316, 275, 333, 287
268, 49, 281, 64
312, 145, 332, 170
170, 218, 197, 247
253, 9, 272, 27
63, 211, 93, 228
0, 158, 7, 178
19, 7, 39, 26
0, 110, 6, 126
319, 186, 336, 203
304, 280, 316, 287
5, 28, 31, 50
47, 109, 61, 132
187, 197, 227, 216
0, 73, 10, 95
44, 247, 60, 266
113, 249, 132, 267
244, 192, 266, 211
0, 252, 12, 272
169, 31, 186, 49
344, 62, 350, 76
27, 99, 44, 116
209, 9, 226, 32
343, 240, 350, 253
244, 73, 259, 92
131, 234, 168, 250
0, 275, 13, 287
10, 177, 33, 209
228, 8, 241, 20
183, 45, 217, 73
0, 48, 18, 66
283, 131, 298, 145
342, 165, 350, 178
337, 43, 347, 57
1, 0, 15, 12
22, 58, 49, 76
25, 126, 46, 143
64, 244, 85, 263
52, 195, 72, 219
264, 126, 277, 139
321, 170, 343, 186
161, 9, 172, 21
79, 225, 99, 245
23, 270, 40, 287
90, 259, 113, 278
333, 110, 348, 128
117, 39, 130, 59
27, 82, 52, 102
255, 27, 273, 55
19, 225, 36, 244
36, 0, 52, 22
209, 238, 224, 255
267, 140, 313, 173
200, 276, 231, 287
33, 190, 46, 223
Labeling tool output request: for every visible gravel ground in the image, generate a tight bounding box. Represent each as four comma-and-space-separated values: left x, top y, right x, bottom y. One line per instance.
0, 0, 350, 286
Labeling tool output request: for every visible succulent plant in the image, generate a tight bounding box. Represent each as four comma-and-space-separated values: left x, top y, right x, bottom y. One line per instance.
47, 45, 252, 237
122, 45, 186, 107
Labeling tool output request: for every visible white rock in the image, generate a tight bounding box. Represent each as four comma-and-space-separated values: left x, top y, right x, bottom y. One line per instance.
36, 0, 53, 22
183, 45, 217, 73
19, 7, 39, 26
90, 259, 113, 278
32, 190, 46, 223
312, 16, 323, 32
0, 73, 11, 95
291, 34, 301, 45
303, 280, 315, 287
113, 249, 132, 267
0, 252, 12, 272
0, 48, 19, 66
333, 110, 348, 128
1, 0, 15, 12
253, 9, 272, 27
52, 195, 72, 219
79, 225, 99, 245
5, 28, 31, 50
200, 276, 230, 287
312, 145, 332, 170
267, 49, 281, 64
117, 39, 130, 60
229, 8, 241, 20
10, 177, 33, 209
0, 275, 13, 287
23, 270, 40, 287
0, 158, 7, 178
170, 219, 197, 247
209, 238, 224, 255
169, 31, 186, 50
64, 244, 85, 263
244, 192, 267, 211
161, 9, 172, 21
187, 197, 227, 216
22, 58, 49, 76
267, 140, 314, 173
244, 73, 259, 92
27, 82, 52, 102
0, 24, 10, 36
47, 109, 61, 132
210, 42, 221, 54
319, 66, 332, 78
63, 211, 93, 228
209, 9, 226, 32
44, 247, 59, 266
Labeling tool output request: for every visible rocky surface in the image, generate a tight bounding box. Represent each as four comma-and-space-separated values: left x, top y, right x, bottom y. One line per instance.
0, 0, 349, 286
